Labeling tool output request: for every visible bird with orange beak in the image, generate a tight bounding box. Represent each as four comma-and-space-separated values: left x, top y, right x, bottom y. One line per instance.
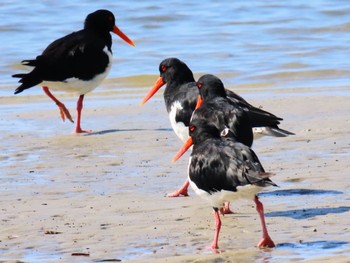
140, 58, 199, 197
13, 9, 135, 133
173, 118, 277, 251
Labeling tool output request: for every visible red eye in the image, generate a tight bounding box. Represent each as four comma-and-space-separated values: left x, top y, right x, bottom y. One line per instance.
189, 125, 196, 132
197, 83, 203, 89
161, 65, 167, 72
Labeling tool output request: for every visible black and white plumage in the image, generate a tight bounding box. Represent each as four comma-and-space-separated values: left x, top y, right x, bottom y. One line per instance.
175, 119, 276, 250
13, 9, 135, 133
140, 58, 198, 142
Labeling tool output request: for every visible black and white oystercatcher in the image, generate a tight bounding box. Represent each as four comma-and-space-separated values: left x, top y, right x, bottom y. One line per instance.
140, 58, 198, 197
13, 9, 135, 133
173, 119, 277, 251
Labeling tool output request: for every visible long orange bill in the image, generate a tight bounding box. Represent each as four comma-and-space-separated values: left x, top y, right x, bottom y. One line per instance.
195, 94, 203, 110
172, 137, 193, 162
113, 25, 135, 47
139, 77, 165, 106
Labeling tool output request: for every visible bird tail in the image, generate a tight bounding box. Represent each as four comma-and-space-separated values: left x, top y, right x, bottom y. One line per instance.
13, 71, 42, 94
12, 58, 42, 94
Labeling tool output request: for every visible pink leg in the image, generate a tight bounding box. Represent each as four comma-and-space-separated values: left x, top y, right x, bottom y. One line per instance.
42, 86, 73, 123
167, 179, 190, 197
210, 208, 221, 250
254, 196, 275, 248
74, 95, 91, 134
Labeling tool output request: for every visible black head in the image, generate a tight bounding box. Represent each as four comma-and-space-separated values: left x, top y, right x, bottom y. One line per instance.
188, 119, 221, 145
84, 9, 116, 33
159, 58, 195, 84
196, 74, 226, 101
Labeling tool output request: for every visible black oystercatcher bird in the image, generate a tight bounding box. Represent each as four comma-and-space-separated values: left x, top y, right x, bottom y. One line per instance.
140, 58, 197, 197
173, 119, 277, 251
13, 9, 135, 133
140, 58, 292, 197
193, 74, 294, 148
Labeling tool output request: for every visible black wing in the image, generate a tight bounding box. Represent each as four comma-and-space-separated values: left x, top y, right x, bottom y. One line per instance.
189, 139, 276, 194
13, 30, 110, 94
225, 89, 294, 136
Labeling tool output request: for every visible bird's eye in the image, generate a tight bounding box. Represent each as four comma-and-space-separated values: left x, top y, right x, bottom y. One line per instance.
108, 16, 114, 21
189, 125, 196, 132
161, 65, 167, 72
197, 83, 203, 89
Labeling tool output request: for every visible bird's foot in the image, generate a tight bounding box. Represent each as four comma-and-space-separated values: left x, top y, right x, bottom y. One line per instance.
257, 236, 275, 248
167, 188, 189, 197
167, 180, 190, 197
58, 103, 74, 123
202, 244, 221, 254
74, 127, 92, 134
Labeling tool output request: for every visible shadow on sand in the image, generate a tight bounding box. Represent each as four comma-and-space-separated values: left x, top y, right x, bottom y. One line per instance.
265, 206, 350, 219
260, 188, 343, 197
261, 188, 349, 219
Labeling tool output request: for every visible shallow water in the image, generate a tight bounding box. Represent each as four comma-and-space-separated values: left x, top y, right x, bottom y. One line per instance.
1, 0, 350, 96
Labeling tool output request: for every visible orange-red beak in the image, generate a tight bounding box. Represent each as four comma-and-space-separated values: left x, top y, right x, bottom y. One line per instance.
113, 25, 135, 47
139, 77, 165, 106
172, 137, 193, 162
195, 94, 203, 110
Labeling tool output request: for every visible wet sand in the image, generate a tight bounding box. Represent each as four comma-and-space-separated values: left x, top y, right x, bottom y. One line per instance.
1, 84, 350, 262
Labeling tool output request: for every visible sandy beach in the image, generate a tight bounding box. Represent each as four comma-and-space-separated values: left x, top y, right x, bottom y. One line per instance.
0, 81, 349, 262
